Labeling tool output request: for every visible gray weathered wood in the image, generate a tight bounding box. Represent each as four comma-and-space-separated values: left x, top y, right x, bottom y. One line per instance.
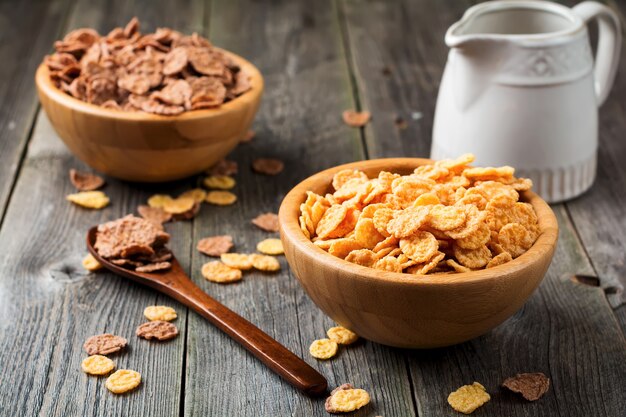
0, 0, 205, 415
339, 0, 472, 158
562, 0, 626, 310
184, 1, 416, 416
0, 0, 73, 222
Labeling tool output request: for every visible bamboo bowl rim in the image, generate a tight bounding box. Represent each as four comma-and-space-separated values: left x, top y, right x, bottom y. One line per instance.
279, 158, 559, 288
35, 47, 264, 122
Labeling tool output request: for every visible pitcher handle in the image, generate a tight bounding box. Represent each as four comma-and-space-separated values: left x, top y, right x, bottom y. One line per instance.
573, 1, 622, 106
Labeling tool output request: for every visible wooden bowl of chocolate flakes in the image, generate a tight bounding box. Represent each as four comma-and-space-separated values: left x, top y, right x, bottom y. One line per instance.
35, 18, 263, 182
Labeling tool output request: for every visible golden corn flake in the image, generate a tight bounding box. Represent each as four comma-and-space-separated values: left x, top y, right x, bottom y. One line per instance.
205, 191, 237, 206
203, 175, 236, 190
428, 204, 466, 231
67, 191, 110, 209
345, 249, 377, 267
354, 218, 385, 249
447, 382, 490, 414
179, 188, 207, 203
453, 244, 492, 269
332, 169, 369, 190
220, 253, 254, 270
105, 369, 142, 394
309, 338, 338, 359
387, 206, 430, 238
498, 222, 534, 258
250, 254, 281, 272
256, 238, 284, 255
328, 238, 363, 259
327, 326, 358, 345
487, 251, 513, 268
316, 204, 348, 239
162, 196, 195, 214
325, 384, 371, 413
81, 354, 115, 375
201, 261, 243, 283
144, 305, 177, 322
82, 253, 103, 271
300, 155, 538, 274
399, 231, 438, 263
147, 194, 173, 208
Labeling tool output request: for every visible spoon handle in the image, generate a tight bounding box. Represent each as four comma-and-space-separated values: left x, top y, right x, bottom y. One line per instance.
168, 275, 328, 396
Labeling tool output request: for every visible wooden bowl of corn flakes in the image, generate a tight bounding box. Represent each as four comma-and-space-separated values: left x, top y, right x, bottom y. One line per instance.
35, 22, 263, 182
278, 157, 558, 348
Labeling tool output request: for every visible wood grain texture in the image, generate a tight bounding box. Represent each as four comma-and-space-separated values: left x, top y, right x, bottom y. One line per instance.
184, 1, 416, 416
0, 0, 73, 221
562, 0, 626, 309
339, 0, 472, 158
0, 0, 205, 415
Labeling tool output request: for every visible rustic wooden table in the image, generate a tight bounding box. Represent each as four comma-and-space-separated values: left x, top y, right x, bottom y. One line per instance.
0, 0, 624, 416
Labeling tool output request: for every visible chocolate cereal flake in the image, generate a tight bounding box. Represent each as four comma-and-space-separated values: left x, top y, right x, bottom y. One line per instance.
342, 110, 371, 127
83, 333, 128, 355
69, 169, 105, 191
252, 158, 284, 176
136, 320, 178, 341
94, 215, 170, 259
135, 261, 171, 273
197, 235, 234, 257
252, 213, 279, 232
207, 159, 238, 176
44, 18, 252, 115
502, 373, 550, 401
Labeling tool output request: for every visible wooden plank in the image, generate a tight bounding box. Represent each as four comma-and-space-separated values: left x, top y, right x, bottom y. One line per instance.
0, 1, 205, 415
184, 1, 416, 416
338, 0, 472, 158
562, 0, 626, 310
0, 0, 74, 221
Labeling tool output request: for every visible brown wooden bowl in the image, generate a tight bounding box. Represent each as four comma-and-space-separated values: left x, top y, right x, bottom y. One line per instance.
279, 158, 558, 348
35, 49, 263, 182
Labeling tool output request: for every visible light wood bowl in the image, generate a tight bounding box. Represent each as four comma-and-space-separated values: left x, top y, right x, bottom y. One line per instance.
279, 158, 559, 348
35, 49, 263, 182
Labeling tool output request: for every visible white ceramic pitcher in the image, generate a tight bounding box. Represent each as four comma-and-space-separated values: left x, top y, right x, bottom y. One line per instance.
431, 0, 621, 202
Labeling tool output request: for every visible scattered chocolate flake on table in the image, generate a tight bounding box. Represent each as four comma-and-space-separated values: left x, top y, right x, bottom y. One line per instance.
502, 372, 550, 401
252, 158, 284, 175
136, 320, 179, 341
342, 110, 371, 127
197, 235, 234, 256
207, 159, 238, 176
394, 115, 408, 130
44, 18, 252, 115
69, 169, 105, 191
251, 212, 279, 232
83, 333, 128, 355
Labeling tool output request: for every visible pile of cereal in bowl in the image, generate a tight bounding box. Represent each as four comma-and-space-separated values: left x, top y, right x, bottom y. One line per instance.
299, 154, 539, 274
43, 18, 252, 115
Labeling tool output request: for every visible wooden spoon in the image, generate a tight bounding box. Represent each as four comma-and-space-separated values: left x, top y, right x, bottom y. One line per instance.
87, 227, 327, 396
